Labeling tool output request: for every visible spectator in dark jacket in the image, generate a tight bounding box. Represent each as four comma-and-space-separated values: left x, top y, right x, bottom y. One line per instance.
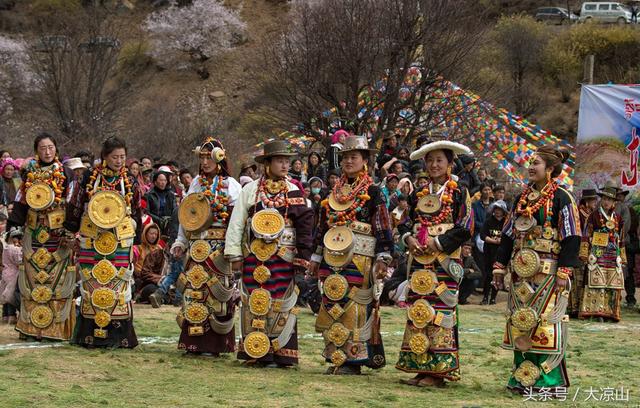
326, 129, 348, 173
480, 200, 507, 304
307, 151, 327, 182
144, 172, 177, 236
457, 154, 481, 194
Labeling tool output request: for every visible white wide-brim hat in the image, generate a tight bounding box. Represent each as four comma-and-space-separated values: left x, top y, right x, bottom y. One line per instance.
410, 140, 471, 161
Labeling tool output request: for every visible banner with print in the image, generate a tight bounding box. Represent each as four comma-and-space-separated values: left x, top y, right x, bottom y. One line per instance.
576, 84, 640, 200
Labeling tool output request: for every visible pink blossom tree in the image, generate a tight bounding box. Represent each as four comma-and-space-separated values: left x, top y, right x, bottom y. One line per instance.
0, 36, 39, 119
144, 0, 246, 70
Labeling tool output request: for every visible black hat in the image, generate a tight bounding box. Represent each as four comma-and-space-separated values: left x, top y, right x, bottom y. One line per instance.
598, 186, 618, 200
581, 189, 597, 199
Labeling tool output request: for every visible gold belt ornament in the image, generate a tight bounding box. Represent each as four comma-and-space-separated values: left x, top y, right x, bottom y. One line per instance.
513, 360, 541, 387
94, 231, 118, 256
407, 299, 435, 328
184, 302, 208, 324
115, 217, 136, 240
409, 333, 430, 355
91, 287, 117, 309
250, 239, 278, 262
92, 259, 117, 285
47, 209, 65, 230
243, 331, 270, 359
31, 286, 53, 303
186, 265, 209, 289
190, 240, 211, 263
253, 265, 271, 284
32, 247, 53, 270
326, 322, 350, 347
331, 349, 348, 367
251, 209, 285, 242
249, 288, 271, 316
410, 270, 437, 295
323, 274, 349, 302
94, 310, 111, 328
30, 305, 54, 328
511, 307, 539, 331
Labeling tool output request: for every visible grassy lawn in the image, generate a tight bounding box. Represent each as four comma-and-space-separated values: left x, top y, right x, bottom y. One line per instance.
0, 294, 638, 408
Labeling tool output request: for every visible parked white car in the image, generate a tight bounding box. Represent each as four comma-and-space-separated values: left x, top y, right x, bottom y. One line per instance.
579, 2, 633, 24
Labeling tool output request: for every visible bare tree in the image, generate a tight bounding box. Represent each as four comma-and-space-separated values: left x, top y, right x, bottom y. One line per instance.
29, 6, 137, 147
260, 0, 488, 144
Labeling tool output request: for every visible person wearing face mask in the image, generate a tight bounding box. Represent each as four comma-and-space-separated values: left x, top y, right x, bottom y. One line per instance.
65, 137, 143, 349
225, 140, 314, 368
144, 171, 176, 236
492, 145, 579, 395
578, 186, 625, 322
396, 140, 473, 387
480, 200, 507, 305
8, 133, 76, 341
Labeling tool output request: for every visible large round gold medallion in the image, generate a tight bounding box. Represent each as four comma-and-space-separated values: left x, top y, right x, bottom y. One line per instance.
323, 274, 349, 302
94, 231, 118, 256
91, 259, 117, 285
410, 270, 437, 295
512, 249, 541, 278
184, 302, 209, 324
244, 331, 270, 358
326, 322, 350, 347
88, 190, 127, 230
186, 265, 209, 289
30, 305, 54, 328
417, 194, 441, 215
91, 288, 117, 309
189, 240, 211, 263
330, 349, 347, 367
251, 209, 285, 241
94, 310, 112, 328
328, 191, 354, 212
26, 182, 55, 211
253, 265, 271, 284
511, 307, 539, 331
409, 333, 430, 355
249, 288, 271, 316
31, 286, 53, 304
407, 299, 435, 328
323, 226, 354, 255
250, 239, 278, 262
178, 193, 212, 232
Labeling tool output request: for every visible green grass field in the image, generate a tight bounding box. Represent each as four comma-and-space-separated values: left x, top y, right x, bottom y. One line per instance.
1, 295, 638, 408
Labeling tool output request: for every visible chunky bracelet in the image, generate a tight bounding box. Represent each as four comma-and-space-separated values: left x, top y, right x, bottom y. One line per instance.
492, 269, 507, 276
493, 262, 506, 270
557, 266, 572, 279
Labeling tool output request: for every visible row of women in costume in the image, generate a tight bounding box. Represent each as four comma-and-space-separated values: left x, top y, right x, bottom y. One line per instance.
10, 131, 617, 393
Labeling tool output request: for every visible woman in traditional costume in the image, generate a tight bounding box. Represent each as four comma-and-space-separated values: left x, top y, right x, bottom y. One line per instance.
225, 140, 314, 367
308, 135, 393, 375
578, 186, 625, 322
492, 145, 579, 394
7, 133, 76, 341
65, 137, 142, 348
170, 137, 241, 354
395, 141, 473, 387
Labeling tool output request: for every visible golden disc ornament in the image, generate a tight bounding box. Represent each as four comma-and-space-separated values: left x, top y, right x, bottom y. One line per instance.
91, 288, 117, 309
527, 190, 541, 202
30, 305, 54, 328
184, 302, 208, 324
26, 182, 55, 211
94, 310, 111, 328
32, 247, 52, 270
243, 331, 270, 359
328, 191, 354, 212
417, 194, 441, 215
31, 285, 53, 304
179, 193, 212, 233
323, 274, 349, 302
250, 239, 278, 262
189, 240, 211, 263
186, 265, 209, 289
606, 220, 615, 230
36, 229, 50, 244
513, 360, 541, 387
511, 307, 539, 331
94, 231, 118, 256
251, 209, 285, 241
409, 333, 430, 355
407, 299, 435, 328
91, 259, 117, 285
253, 265, 271, 284
331, 349, 347, 367
88, 190, 127, 229
413, 252, 437, 266
249, 288, 271, 316
323, 226, 355, 255
514, 216, 536, 233
410, 270, 437, 295
326, 322, 350, 347
512, 249, 541, 278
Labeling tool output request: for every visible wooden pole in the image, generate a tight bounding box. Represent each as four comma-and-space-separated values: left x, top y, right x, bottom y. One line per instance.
583, 54, 595, 84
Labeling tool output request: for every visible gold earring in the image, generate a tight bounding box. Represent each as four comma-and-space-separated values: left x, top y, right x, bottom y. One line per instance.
447, 166, 452, 178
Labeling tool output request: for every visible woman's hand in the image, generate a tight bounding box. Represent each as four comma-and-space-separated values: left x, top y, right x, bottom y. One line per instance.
406, 236, 425, 256
555, 278, 569, 291
374, 260, 388, 279
308, 261, 320, 278
492, 273, 505, 291
425, 237, 439, 254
